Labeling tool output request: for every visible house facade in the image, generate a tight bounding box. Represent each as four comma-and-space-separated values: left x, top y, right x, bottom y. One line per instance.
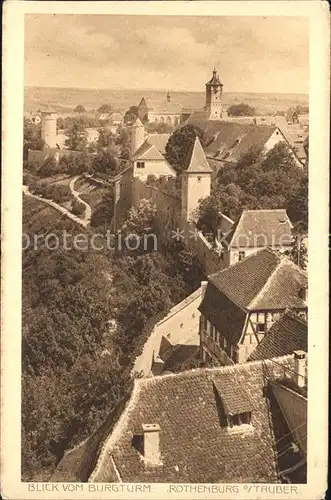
130, 118, 176, 180
199, 248, 307, 365
137, 93, 182, 127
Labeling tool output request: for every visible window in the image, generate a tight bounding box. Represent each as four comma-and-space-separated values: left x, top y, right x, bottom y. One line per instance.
203, 316, 208, 331
232, 349, 238, 363
137, 161, 145, 169
197, 176, 202, 182
238, 251, 246, 261
257, 323, 265, 333
229, 412, 252, 427
224, 338, 227, 349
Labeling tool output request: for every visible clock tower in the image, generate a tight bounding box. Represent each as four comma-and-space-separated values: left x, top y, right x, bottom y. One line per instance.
205, 68, 224, 120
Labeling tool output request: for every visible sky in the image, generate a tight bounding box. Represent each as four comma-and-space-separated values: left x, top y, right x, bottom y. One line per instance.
25, 15, 309, 94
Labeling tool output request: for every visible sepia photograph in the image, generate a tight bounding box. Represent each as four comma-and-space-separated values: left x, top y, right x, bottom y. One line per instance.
1, 2, 329, 498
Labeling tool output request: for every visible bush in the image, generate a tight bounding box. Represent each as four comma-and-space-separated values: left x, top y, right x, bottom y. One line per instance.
71, 199, 85, 217
227, 103, 256, 117
32, 183, 71, 204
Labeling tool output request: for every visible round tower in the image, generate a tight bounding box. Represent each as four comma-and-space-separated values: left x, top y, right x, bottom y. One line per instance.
41, 107, 57, 148
205, 68, 224, 120
131, 117, 145, 157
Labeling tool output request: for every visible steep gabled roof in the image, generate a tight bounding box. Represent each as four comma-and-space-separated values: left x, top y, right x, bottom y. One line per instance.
132, 139, 164, 161
182, 136, 213, 173
285, 107, 298, 122
207, 248, 307, 311
225, 209, 293, 249
248, 310, 307, 361
87, 355, 305, 483
147, 134, 170, 154
199, 282, 247, 345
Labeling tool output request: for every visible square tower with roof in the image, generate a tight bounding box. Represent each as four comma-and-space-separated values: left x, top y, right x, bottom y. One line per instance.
181, 136, 213, 224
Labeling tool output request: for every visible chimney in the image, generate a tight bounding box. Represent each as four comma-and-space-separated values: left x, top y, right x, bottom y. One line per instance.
142, 424, 160, 464
293, 350, 306, 388
201, 280, 208, 299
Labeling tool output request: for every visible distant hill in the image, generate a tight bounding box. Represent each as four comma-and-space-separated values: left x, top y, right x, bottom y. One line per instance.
24, 86, 309, 116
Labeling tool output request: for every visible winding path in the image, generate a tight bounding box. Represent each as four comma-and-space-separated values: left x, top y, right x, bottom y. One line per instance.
69, 176, 92, 225
23, 185, 90, 228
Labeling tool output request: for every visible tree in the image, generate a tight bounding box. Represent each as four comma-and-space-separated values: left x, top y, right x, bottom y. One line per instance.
97, 128, 116, 150
286, 172, 308, 231
194, 194, 223, 236
64, 122, 87, 151
122, 198, 157, 240
227, 103, 256, 116
97, 104, 112, 114
91, 149, 119, 176
123, 106, 139, 124
23, 118, 45, 159
286, 233, 308, 270
165, 124, 205, 172
74, 105, 86, 113
90, 189, 114, 228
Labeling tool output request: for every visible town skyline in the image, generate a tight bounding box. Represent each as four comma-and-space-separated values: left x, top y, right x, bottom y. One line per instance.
25, 15, 309, 94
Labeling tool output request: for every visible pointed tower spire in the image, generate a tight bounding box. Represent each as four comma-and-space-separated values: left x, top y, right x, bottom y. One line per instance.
183, 136, 212, 173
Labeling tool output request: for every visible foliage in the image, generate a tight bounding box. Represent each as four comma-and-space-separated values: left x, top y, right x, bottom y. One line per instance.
123, 106, 139, 124
74, 105, 86, 113
165, 124, 205, 172
97, 104, 112, 113
165, 240, 204, 291
90, 190, 115, 229
121, 198, 157, 239
286, 172, 308, 231
59, 152, 91, 176
71, 199, 85, 217
23, 118, 45, 159
91, 149, 119, 176
227, 103, 256, 117
215, 142, 306, 222
31, 183, 72, 204
194, 194, 223, 236
285, 234, 308, 271
37, 156, 62, 178
97, 128, 116, 150
64, 122, 88, 151
57, 115, 99, 130
21, 197, 193, 479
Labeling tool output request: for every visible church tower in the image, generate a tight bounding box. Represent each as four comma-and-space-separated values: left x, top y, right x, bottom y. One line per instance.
205, 68, 224, 120
181, 136, 213, 225
131, 117, 145, 156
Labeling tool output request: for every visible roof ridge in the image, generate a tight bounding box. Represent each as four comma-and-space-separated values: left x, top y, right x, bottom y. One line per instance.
139, 352, 295, 385
209, 247, 279, 282
282, 308, 308, 326
242, 208, 287, 213
247, 254, 306, 310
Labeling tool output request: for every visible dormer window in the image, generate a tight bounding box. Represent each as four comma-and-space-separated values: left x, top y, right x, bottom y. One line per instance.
228, 412, 252, 427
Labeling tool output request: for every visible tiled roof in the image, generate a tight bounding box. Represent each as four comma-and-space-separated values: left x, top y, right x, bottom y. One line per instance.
132, 139, 165, 161
208, 248, 307, 311
248, 310, 307, 361
182, 136, 213, 173
199, 282, 247, 345
144, 97, 182, 115
89, 355, 305, 483
186, 117, 278, 163
147, 134, 170, 154
225, 209, 293, 249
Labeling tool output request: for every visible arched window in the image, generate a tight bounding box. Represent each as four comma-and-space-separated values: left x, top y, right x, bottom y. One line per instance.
166, 116, 172, 125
